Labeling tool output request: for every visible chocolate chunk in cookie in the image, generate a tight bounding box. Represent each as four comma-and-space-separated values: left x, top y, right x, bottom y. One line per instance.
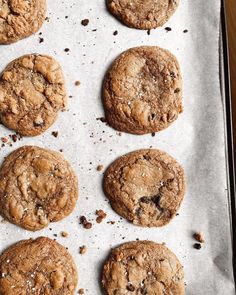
102, 240, 185, 294
0, 146, 78, 231
0, 54, 67, 136
0, 0, 46, 44
103, 46, 183, 135
0, 237, 78, 294
103, 149, 185, 227
106, 0, 180, 30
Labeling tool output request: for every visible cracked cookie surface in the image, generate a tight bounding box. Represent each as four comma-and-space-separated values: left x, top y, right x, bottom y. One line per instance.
0, 146, 78, 231
102, 240, 185, 295
0, 237, 78, 294
103, 46, 183, 135
106, 0, 180, 30
0, 0, 46, 44
103, 149, 185, 227
0, 54, 67, 136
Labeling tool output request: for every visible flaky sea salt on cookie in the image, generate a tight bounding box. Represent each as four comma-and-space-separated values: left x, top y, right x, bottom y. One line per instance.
106, 0, 180, 30
0, 54, 67, 136
103, 46, 183, 135
102, 240, 185, 294
0, 146, 78, 231
0, 0, 46, 44
103, 149, 185, 227
0, 237, 78, 294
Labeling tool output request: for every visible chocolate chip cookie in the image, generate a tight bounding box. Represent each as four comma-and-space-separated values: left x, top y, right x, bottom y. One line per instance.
0, 0, 46, 44
0, 146, 78, 231
103, 149, 185, 227
106, 0, 180, 30
103, 46, 183, 135
102, 240, 185, 295
0, 237, 78, 294
0, 54, 67, 136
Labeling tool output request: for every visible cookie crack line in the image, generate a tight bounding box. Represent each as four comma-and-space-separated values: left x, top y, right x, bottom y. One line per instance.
0, 0, 46, 44
0, 237, 78, 293
0, 146, 78, 231
103, 46, 183, 135
107, 0, 180, 30
0, 54, 67, 136
103, 149, 185, 227
102, 241, 185, 294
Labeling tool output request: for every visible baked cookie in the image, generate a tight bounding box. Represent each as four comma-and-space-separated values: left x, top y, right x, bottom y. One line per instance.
103, 46, 183, 135
103, 149, 185, 227
0, 0, 46, 44
102, 240, 185, 295
0, 54, 67, 136
106, 0, 180, 30
0, 146, 78, 231
0, 237, 78, 294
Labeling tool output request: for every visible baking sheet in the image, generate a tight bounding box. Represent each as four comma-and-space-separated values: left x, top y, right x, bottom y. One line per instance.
0, 0, 235, 294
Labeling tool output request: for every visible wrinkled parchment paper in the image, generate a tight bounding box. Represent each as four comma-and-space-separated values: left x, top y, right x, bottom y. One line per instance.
0, 1, 235, 294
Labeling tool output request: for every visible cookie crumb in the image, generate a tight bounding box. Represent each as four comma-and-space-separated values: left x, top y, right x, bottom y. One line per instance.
81, 19, 89, 26
147, 29, 151, 35
75, 80, 81, 86
64, 48, 70, 52
183, 29, 188, 33
80, 216, 92, 229
52, 131, 58, 138
1, 137, 8, 143
96, 210, 107, 223
193, 232, 205, 243
96, 209, 107, 219
10, 134, 18, 142
79, 246, 87, 255
96, 165, 104, 172
78, 289, 84, 294
193, 243, 202, 250
61, 231, 68, 237
113, 30, 118, 36
165, 27, 172, 32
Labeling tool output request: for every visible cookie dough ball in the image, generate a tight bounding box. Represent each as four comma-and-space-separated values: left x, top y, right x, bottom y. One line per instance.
103, 46, 183, 135
103, 149, 185, 227
0, 54, 67, 136
0, 146, 78, 231
0, 0, 46, 44
0, 237, 78, 294
106, 0, 180, 30
102, 240, 185, 295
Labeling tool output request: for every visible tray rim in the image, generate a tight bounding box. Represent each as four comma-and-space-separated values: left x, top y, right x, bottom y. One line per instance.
221, 0, 236, 285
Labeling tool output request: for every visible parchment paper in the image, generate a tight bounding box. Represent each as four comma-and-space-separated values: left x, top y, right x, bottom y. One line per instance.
0, 1, 235, 294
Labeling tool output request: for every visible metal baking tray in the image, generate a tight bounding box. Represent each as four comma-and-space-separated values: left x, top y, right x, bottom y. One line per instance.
0, 0, 235, 294
221, 0, 236, 285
